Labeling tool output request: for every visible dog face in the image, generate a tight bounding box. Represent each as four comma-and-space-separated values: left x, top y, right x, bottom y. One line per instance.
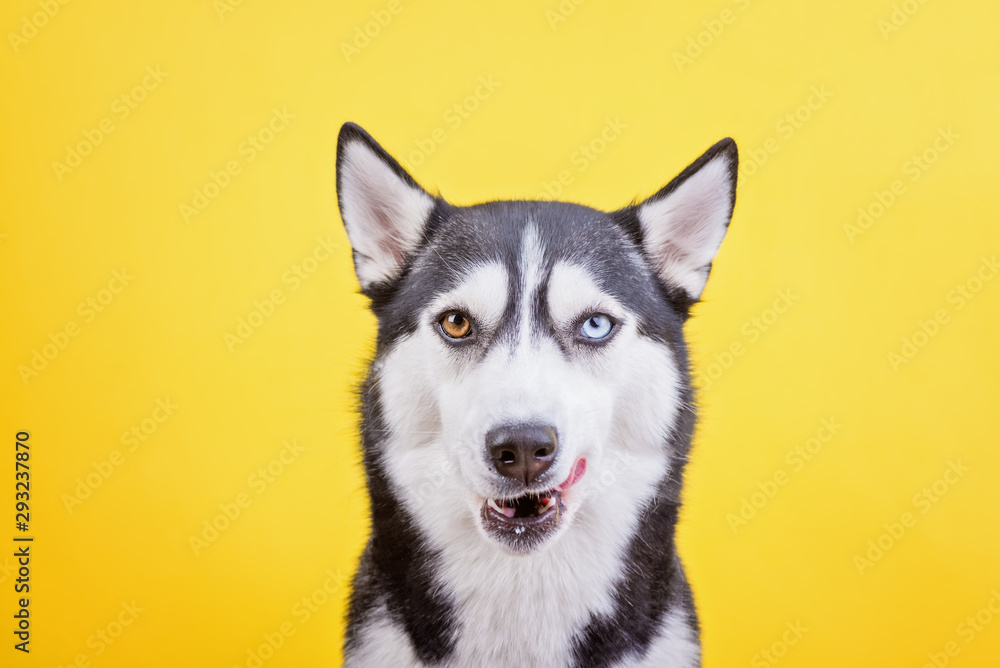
337, 123, 737, 554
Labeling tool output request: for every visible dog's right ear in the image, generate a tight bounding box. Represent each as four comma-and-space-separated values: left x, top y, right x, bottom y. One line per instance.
336, 123, 437, 291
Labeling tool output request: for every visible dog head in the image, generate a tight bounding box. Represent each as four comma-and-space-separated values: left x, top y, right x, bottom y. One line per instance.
337, 123, 737, 554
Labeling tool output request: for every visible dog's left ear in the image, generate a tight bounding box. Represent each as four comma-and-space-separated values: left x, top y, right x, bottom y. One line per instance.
627, 138, 738, 302
336, 122, 438, 292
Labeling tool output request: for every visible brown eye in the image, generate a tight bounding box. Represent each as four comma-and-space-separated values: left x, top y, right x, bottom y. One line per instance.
440, 311, 472, 339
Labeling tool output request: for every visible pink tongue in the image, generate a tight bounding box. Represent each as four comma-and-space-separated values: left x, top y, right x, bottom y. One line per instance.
555, 458, 587, 492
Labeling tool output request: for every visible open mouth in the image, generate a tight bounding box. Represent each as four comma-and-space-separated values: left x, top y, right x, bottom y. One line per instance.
480, 458, 586, 552
487, 493, 558, 519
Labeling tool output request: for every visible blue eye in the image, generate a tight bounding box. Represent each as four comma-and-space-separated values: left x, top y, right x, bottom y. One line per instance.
580, 314, 614, 340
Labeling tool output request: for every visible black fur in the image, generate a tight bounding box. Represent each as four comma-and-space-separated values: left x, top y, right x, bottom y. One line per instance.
344, 378, 458, 663
338, 123, 737, 666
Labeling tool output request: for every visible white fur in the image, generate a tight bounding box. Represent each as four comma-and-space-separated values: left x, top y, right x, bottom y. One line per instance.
637, 153, 734, 299
636, 607, 702, 667
346, 609, 422, 667
429, 262, 508, 332
358, 227, 689, 666
546, 261, 626, 328
339, 139, 435, 289
517, 226, 545, 344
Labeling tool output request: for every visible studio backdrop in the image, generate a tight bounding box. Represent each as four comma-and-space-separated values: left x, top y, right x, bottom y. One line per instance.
2, 1, 998, 666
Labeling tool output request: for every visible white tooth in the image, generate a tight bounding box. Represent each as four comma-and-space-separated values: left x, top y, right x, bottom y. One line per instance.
538, 497, 555, 514
488, 498, 516, 518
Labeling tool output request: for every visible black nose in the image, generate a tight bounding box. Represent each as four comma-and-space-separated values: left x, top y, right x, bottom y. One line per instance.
486, 424, 558, 486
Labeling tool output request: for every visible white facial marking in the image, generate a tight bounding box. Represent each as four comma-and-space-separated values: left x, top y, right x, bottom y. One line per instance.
638, 152, 734, 298
517, 225, 545, 345
429, 262, 508, 333
339, 139, 435, 289
547, 261, 625, 329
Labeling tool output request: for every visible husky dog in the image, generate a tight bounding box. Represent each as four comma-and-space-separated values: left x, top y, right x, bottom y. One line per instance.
336, 122, 737, 667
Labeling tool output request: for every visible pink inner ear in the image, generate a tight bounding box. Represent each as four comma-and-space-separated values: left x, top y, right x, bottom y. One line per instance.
636, 153, 734, 299
556, 457, 587, 491
339, 138, 436, 288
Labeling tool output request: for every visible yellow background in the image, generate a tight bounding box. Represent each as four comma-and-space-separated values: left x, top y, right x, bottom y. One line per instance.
2, 0, 998, 666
